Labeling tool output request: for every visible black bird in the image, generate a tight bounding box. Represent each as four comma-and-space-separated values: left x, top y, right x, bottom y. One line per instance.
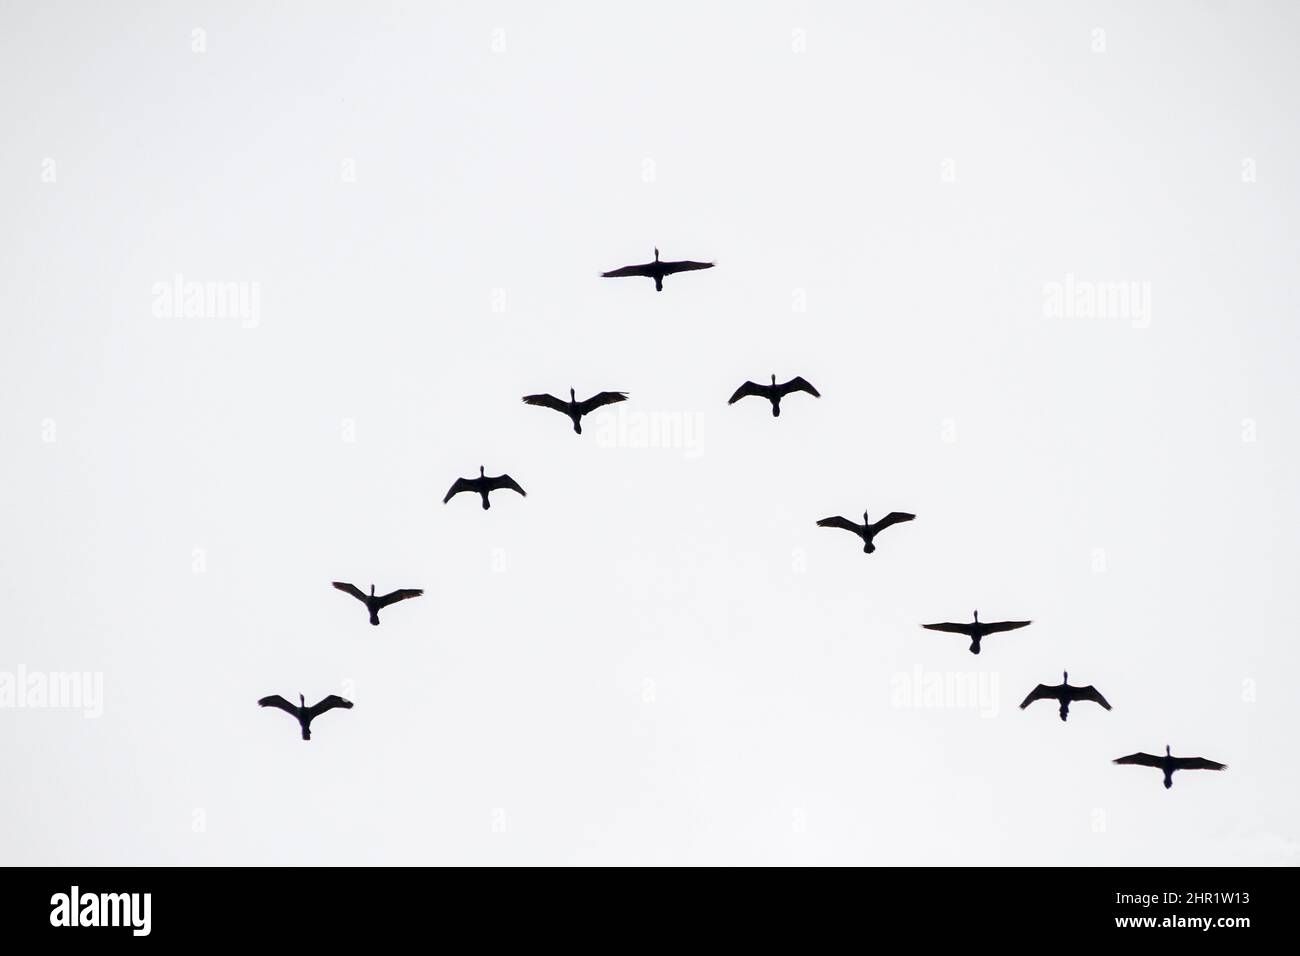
728, 375, 820, 417
601, 247, 714, 292
816, 509, 915, 553
1113, 745, 1227, 789
1019, 671, 1111, 721
443, 466, 527, 510
258, 693, 353, 741
522, 387, 628, 434
921, 611, 1031, 655
331, 582, 423, 626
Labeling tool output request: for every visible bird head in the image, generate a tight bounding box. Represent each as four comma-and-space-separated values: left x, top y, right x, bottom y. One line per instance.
654, 247, 659, 260
299, 693, 305, 707
370, 584, 375, 597
862, 510, 870, 524
570, 387, 576, 401
1166, 744, 1172, 756
973, 610, 980, 622
1063, 670, 1069, 684
771, 374, 777, 385
479, 465, 485, 477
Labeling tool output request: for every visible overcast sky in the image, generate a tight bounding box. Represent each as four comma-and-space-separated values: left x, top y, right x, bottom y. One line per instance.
2, 1, 1298, 865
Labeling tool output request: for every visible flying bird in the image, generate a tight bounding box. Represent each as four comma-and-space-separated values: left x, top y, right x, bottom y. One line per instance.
331, 582, 423, 626
816, 509, 915, 553
1019, 671, 1111, 721
522, 387, 628, 434
1113, 745, 1227, 789
258, 693, 353, 741
728, 375, 820, 417
601, 247, 714, 292
921, 611, 1031, 655
443, 466, 527, 510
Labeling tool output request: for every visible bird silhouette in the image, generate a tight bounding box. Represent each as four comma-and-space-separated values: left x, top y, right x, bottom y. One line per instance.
1019, 671, 1111, 721
601, 247, 714, 292
258, 693, 353, 741
728, 375, 820, 417
1113, 744, 1227, 789
816, 509, 915, 553
922, 611, 1031, 655
331, 582, 423, 626
522, 387, 628, 434
443, 466, 527, 510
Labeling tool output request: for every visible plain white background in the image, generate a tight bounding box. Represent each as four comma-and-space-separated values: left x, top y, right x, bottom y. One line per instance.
1, 1, 1297, 864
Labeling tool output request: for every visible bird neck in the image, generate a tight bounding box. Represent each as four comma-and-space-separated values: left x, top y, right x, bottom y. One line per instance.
479, 466, 485, 477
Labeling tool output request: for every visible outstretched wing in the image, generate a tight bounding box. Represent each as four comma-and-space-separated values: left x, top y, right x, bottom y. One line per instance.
331, 581, 367, 603
377, 588, 423, 608
443, 477, 475, 504
816, 515, 860, 533
982, 619, 1032, 634
660, 259, 714, 275
307, 695, 354, 719
1113, 752, 1164, 768
1018, 684, 1060, 709
577, 391, 628, 415
1070, 684, 1112, 709
601, 262, 656, 278
728, 381, 766, 404
1174, 756, 1227, 772
487, 473, 526, 496
922, 622, 975, 635
258, 695, 300, 718
522, 393, 570, 414
778, 376, 820, 398
872, 512, 916, 532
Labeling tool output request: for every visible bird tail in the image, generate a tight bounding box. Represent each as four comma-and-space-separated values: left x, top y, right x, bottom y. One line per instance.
574, 420, 583, 435
772, 403, 781, 417
301, 725, 311, 741
1163, 774, 1172, 789
969, 639, 981, 655
1058, 703, 1068, 722
369, 612, 380, 626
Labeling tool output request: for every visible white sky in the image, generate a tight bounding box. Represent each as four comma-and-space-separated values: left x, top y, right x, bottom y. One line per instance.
2, 1, 1297, 865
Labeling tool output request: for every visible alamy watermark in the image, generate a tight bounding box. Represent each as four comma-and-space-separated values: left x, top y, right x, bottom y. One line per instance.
1043, 274, 1151, 328
592, 408, 704, 459
890, 666, 1000, 718
152, 273, 261, 328
0, 666, 103, 717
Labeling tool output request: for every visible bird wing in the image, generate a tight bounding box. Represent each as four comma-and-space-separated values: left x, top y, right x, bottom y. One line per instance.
872, 512, 916, 532
522, 393, 570, 414
601, 263, 656, 278
778, 376, 820, 398
307, 695, 354, 719
816, 515, 860, 533
922, 622, 975, 635
443, 477, 475, 503
257, 695, 300, 718
377, 588, 424, 608
1113, 752, 1164, 767
1070, 684, 1112, 709
1018, 684, 1060, 709
1174, 756, 1227, 772
981, 619, 1032, 634
331, 581, 367, 603
487, 473, 526, 496
577, 391, 628, 415
659, 259, 714, 275
728, 381, 766, 404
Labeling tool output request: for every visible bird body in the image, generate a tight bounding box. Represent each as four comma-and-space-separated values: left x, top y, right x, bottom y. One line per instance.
922, 610, 1031, 654
728, 374, 820, 417
522, 387, 628, 434
332, 581, 423, 626
1113, 744, 1227, 789
816, 509, 914, 554
1019, 671, 1111, 721
258, 692, 353, 741
443, 465, 527, 510
601, 247, 714, 291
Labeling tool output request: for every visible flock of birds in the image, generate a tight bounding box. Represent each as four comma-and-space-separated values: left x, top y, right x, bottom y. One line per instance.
258, 247, 1228, 791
